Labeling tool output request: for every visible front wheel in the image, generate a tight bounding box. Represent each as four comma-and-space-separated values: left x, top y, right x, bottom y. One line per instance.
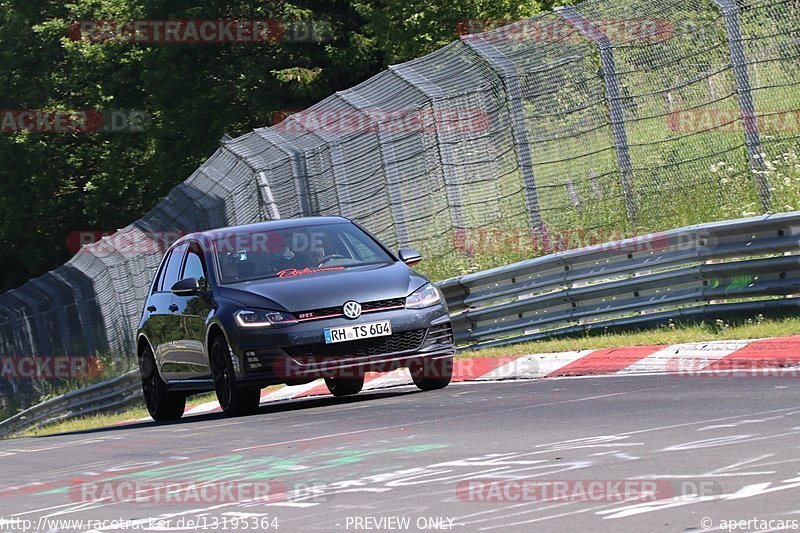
410, 356, 453, 391
324, 375, 365, 397
139, 346, 186, 421
211, 336, 261, 416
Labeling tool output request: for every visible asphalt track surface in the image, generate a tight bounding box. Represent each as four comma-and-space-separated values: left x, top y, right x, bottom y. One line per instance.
2, 374, 800, 533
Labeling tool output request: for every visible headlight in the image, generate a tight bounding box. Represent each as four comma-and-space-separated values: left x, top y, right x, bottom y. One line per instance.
405, 283, 442, 309
235, 309, 297, 328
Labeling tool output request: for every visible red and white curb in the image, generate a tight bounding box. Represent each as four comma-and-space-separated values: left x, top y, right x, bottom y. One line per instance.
129, 335, 800, 420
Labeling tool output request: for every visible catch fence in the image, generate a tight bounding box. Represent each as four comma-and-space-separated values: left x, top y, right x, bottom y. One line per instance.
1, 0, 799, 411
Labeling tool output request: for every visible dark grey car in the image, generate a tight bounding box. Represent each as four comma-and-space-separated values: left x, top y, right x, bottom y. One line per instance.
137, 217, 455, 420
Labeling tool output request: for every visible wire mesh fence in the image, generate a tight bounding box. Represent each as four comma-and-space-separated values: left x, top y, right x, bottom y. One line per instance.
1, 0, 799, 412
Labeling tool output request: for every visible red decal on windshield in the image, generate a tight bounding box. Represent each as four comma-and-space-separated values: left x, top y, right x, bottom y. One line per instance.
277, 267, 345, 278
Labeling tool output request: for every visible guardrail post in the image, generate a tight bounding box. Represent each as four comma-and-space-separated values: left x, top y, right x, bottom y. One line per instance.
390, 65, 466, 231
256, 129, 315, 216
555, 6, 637, 223
710, 0, 771, 212
460, 35, 544, 232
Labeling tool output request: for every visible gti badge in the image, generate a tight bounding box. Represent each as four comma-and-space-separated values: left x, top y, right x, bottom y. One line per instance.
343, 301, 362, 319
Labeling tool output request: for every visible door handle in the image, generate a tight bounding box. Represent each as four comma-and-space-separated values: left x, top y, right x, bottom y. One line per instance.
169, 304, 179, 312
147, 305, 157, 312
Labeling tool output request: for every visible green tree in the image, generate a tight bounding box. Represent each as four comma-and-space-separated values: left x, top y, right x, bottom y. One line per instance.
0, 0, 554, 291
351, 0, 557, 64
0, 0, 380, 291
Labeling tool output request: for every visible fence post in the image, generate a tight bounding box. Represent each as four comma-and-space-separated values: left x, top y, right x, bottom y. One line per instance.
710, 0, 771, 212
256, 128, 314, 216
50, 270, 97, 357
389, 64, 466, 231
460, 35, 544, 232
255, 171, 282, 220
0, 302, 21, 355
283, 115, 354, 220
337, 89, 412, 247
326, 142, 354, 219
5, 292, 44, 355
30, 278, 70, 355
555, 6, 637, 223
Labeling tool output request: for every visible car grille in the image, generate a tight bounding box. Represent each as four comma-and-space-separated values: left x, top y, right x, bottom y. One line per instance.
295, 297, 405, 321
362, 297, 406, 311
284, 329, 426, 358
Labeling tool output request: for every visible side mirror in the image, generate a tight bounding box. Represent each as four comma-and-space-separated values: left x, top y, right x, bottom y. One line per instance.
398, 248, 422, 267
171, 277, 200, 296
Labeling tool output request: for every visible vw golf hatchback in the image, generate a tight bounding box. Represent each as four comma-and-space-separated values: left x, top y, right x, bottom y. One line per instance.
137, 217, 455, 420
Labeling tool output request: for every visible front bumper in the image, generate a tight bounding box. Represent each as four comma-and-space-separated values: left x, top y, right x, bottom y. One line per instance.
228, 305, 455, 386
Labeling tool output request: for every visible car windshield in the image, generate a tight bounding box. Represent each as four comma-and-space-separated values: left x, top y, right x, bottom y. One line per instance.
212, 222, 394, 284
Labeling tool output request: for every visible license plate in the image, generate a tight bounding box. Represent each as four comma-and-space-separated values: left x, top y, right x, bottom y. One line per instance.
324, 320, 392, 344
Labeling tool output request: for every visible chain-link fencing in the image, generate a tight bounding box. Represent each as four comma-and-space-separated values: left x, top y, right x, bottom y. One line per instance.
2, 0, 799, 413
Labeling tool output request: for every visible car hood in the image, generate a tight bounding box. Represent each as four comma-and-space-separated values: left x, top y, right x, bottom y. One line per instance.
216, 261, 429, 312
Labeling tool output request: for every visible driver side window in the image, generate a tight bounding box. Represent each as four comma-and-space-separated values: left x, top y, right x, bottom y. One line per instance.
152, 250, 172, 294
182, 244, 208, 290
160, 243, 188, 292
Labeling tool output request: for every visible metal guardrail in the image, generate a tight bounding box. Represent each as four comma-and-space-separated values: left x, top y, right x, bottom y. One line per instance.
0, 370, 141, 438
438, 212, 800, 349
4, 211, 799, 436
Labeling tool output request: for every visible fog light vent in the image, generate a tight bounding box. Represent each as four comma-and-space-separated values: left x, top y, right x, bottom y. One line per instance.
245, 351, 262, 370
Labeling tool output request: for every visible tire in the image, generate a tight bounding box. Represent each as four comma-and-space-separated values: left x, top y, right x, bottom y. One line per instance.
410, 356, 453, 391
210, 335, 261, 416
324, 375, 365, 397
139, 346, 186, 421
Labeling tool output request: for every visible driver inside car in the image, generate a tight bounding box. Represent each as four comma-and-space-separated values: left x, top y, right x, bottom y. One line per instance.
220, 253, 241, 281
310, 232, 349, 267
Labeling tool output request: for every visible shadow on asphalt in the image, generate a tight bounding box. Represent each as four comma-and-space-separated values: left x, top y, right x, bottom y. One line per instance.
25, 387, 423, 439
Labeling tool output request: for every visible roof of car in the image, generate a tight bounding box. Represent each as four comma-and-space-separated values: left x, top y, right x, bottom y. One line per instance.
173, 216, 352, 247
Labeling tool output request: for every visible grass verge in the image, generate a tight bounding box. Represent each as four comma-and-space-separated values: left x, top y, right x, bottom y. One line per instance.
16, 406, 153, 438
12, 390, 273, 438
459, 316, 800, 358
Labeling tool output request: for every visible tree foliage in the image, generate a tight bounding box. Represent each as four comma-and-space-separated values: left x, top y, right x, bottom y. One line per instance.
0, 0, 551, 291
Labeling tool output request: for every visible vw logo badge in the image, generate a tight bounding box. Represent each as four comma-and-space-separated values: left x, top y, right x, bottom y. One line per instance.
343, 301, 362, 319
